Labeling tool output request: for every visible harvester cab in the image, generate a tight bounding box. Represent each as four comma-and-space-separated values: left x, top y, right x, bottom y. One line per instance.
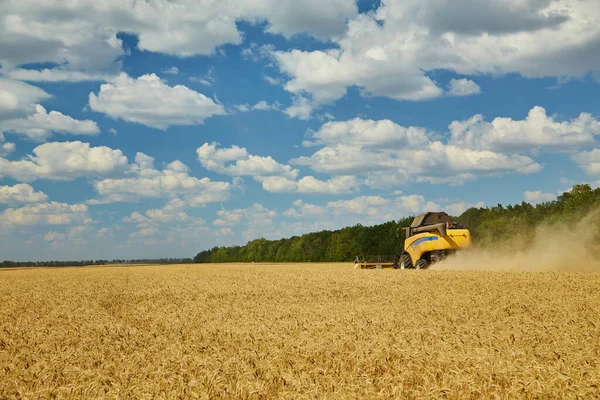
397, 212, 471, 269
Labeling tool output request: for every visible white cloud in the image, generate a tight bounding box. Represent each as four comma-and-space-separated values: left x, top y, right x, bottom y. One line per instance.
68, 225, 88, 240
44, 231, 66, 242
363, 171, 408, 190
282, 199, 326, 218
263, 76, 282, 85
0, 141, 128, 182
271, 0, 600, 110
235, 104, 250, 112
213, 203, 279, 241
252, 101, 280, 111
197, 142, 298, 179
0, 133, 15, 156
92, 153, 231, 205
283, 96, 316, 120
0, 104, 100, 141
0, 4, 123, 80
524, 191, 556, 204
0, 184, 48, 204
284, 194, 441, 224
0, 142, 15, 156
123, 198, 206, 241
214, 203, 278, 227
253, 0, 357, 40
189, 68, 216, 87
573, 149, 600, 177
447, 79, 481, 97
443, 201, 485, 216
0, 78, 99, 142
257, 175, 360, 195
298, 117, 542, 179
88, 73, 226, 129
0, 1, 357, 82
449, 106, 600, 152
3, 68, 114, 82
161, 66, 179, 75
218, 227, 235, 236
0, 78, 50, 120
242, 43, 277, 62
309, 118, 431, 148
189, 77, 213, 86
96, 227, 114, 239
289, 109, 600, 186
0, 202, 90, 227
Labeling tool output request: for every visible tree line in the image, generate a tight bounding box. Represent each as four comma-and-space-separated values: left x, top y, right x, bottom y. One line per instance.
3, 184, 598, 267
195, 184, 600, 263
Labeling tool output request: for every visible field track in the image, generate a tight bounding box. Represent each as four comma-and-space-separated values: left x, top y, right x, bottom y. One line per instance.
1, 263, 599, 399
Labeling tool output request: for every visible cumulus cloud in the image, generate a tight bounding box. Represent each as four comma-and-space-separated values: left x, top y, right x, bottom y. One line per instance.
0, 202, 90, 227
92, 153, 231, 205
271, 0, 600, 114
0, 0, 357, 81
88, 74, 226, 129
254, 0, 357, 40
0, 184, 48, 204
95, 227, 114, 239
283, 96, 317, 120
307, 118, 431, 148
257, 175, 360, 194
447, 79, 481, 97
0, 133, 15, 156
252, 101, 280, 111
263, 76, 282, 85
211, 203, 279, 242
0, 104, 100, 141
197, 142, 298, 179
291, 117, 541, 185
213, 203, 279, 241
524, 191, 556, 204
449, 106, 600, 152
572, 149, 600, 177
0, 78, 50, 120
284, 194, 441, 224
161, 66, 179, 75
3, 68, 114, 83
214, 203, 277, 227
0, 142, 15, 157
443, 201, 485, 216
0, 141, 128, 182
123, 198, 206, 241
44, 231, 66, 242
1, 78, 100, 142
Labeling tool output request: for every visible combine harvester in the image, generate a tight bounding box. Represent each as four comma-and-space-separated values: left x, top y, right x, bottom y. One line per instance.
356, 212, 472, 270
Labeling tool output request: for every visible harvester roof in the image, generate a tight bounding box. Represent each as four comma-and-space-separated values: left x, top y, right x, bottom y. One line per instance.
410, 212, 454, 228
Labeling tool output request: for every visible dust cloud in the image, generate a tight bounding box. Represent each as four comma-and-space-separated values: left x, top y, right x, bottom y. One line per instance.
433, 210, 600, 272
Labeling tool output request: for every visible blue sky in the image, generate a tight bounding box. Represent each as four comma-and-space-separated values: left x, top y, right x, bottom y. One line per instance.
1, 0, 600, 261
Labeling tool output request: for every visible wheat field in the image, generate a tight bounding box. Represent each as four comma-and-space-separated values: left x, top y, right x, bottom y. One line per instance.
1, 263, 599, 399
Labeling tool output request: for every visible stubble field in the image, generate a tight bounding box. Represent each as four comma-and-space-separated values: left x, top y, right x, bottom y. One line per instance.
1, 263, 599, 399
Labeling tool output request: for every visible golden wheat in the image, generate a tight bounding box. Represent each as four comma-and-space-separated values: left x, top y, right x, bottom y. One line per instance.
1, 263, 599, 399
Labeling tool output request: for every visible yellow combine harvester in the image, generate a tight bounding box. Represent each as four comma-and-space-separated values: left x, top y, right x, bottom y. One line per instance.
398, 211, 472, 269
355, 211, 472, 270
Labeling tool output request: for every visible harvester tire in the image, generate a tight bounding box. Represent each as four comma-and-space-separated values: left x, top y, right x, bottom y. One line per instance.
400, 254, 412, 270
416, 259, 429, 270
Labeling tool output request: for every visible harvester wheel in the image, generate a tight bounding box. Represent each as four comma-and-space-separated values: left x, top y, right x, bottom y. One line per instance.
400, 254, 412, 269
415, 259, 429, 270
